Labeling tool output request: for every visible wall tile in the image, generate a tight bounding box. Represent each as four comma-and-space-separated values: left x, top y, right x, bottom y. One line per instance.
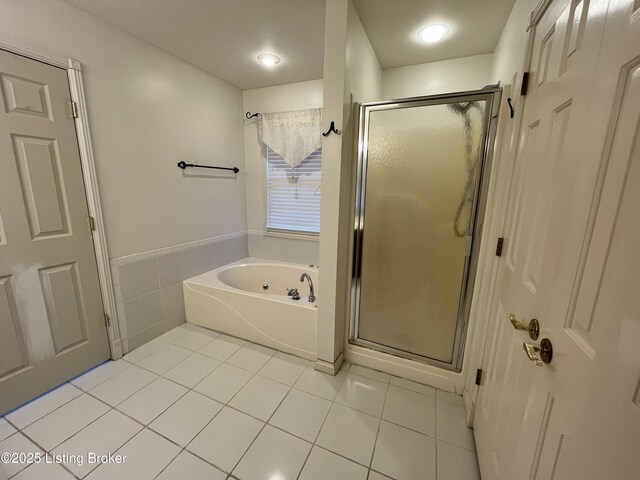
212, 235, 248, 268
161, 283, 185, 320
123, 291, 162, 335
158, 251, 186, 288
119, 257, 160, 301
184, 245, 213, 279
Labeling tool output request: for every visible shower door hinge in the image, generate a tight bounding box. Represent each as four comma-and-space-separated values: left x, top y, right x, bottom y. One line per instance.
104, 313, 111, 328
88, 216, 96, 232
71, 100, 78, 118
520, 72, 530, 96
475, 369, 483, 386
495, 237, 504, 257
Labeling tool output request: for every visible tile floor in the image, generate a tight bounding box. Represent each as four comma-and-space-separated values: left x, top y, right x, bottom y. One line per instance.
0, 324, 480, 480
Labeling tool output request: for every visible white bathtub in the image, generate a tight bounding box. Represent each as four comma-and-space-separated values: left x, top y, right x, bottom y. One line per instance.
183, 258, 319, 360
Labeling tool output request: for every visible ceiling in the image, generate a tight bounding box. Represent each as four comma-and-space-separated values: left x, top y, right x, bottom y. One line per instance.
62, 0, 515, 90
352, 0, 516, 69
62, 0, 327, 90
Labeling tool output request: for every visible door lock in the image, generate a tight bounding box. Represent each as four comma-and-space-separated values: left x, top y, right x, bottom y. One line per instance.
509, 313, 540, 340
523, 338, 553, 366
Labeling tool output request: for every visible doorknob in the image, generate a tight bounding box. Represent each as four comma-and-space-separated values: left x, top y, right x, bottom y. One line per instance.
523, 338, 553, 366
509, 313, 540, 340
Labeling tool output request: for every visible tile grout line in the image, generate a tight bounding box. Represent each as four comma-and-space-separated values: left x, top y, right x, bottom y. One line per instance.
5, 325, 471, 480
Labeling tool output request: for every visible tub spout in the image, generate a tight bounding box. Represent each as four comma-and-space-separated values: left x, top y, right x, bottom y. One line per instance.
300, 273, 316, 303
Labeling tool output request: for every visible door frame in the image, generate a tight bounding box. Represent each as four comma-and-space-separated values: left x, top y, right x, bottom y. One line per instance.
0, 35, 122, 359
460, 0, 551, 424
348, 88, 502, 371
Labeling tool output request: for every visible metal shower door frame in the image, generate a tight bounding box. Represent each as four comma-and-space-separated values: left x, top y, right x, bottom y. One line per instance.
349, 87, 502, 371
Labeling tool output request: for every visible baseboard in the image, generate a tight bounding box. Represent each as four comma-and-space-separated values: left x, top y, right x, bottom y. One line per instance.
315, 352, 344, 375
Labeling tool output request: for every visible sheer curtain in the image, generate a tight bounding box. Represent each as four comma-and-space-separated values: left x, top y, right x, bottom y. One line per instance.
258, 108, 322, 167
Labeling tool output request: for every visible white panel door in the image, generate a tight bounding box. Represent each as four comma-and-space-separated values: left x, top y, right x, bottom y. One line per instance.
474, 0, 640, 478
0, 48, 110, 414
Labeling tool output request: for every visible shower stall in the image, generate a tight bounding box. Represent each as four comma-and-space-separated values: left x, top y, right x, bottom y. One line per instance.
349, 87, 501, 371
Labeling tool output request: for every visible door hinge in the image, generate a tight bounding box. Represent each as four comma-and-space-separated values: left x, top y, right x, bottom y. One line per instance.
475, 369, 483, 386
88, 216, 96, 232
104, 313, 111, 328
520, 72, 530, 96
71, 100, 78, 118
495, 237, 504, 257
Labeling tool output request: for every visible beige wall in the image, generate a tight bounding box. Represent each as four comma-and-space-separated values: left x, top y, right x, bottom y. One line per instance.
0, 0, 246, 259
242, 80, 323, 264
382, 54, 495, 100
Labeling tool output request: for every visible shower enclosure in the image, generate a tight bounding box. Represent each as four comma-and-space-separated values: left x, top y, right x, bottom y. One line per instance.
349, 88, 501, 371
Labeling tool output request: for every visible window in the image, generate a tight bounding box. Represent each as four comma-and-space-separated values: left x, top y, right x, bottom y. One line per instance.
266, 147, 322, 234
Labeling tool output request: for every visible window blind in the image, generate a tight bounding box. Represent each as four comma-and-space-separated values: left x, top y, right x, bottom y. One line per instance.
266, 147, 322, 234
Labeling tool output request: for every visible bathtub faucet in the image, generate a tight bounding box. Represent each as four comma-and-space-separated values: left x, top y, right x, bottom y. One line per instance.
300, 273, 316, 303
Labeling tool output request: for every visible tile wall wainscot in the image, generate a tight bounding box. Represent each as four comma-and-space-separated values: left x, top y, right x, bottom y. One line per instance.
110, 232, 248, 353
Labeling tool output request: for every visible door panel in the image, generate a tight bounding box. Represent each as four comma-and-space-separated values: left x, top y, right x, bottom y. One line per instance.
475, 0, 640, 478
0, 48, 110, 414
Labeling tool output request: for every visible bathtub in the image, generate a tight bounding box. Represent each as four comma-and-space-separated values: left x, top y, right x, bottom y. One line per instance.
183, 258, 319, 360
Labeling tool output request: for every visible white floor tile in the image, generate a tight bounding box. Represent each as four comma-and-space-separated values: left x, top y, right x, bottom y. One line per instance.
54, 409, 142, 478
193, 363, 253, 403
382, 385, 436, 436
349, 365, 391, 384
368, 470, 393, 479
197, 334, 245, 361
157, 325, 190, 343
156, 451, 226, 480
85, 429, 180, 480
437, 440, 480, 480
436, 390, 464, 406
172, 330, 216, 351
10, 461, 74, 480
0, 418, 16, 441
258, 351, 309, 386
117, 377, 187, 424
316, 403, 379, 466
6, 383, 82, 429
335, 374, 388, 417
163, 353, 221, 388
71, 360, 130, 392
23, 394, 110, 450
436, 402, 475, 451
233, 425, 311, 480
0, 433, 43, 478
187, 406, 263, 473
269, 389, 331, 442
293, 368, 346, 401
371, 421, 436, 480
229, 375, 289, 421
136, 344, 192, 374
390, 376, 436, 397
149, 391, 223, 446
299, 446, 369, 480
89, 365, 156, 406
226, 343, 276, 373
123, 338, 164, 363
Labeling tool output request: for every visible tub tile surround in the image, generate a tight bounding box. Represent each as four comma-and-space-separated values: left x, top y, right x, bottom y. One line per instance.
0, 324, 480, 480
110, 233, 248, 353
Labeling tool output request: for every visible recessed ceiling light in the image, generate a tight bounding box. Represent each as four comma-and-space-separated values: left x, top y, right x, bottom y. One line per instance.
257, 53, 281, 66
417, 24, 449, 43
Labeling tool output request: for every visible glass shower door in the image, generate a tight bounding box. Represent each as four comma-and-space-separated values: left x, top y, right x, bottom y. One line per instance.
350, 90, 500, 370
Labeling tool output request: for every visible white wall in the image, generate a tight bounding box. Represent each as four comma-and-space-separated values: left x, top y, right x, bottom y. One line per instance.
316, 0, 382, 372
243, 80, 323, 264
382, 54, 495, 99
0, 0, 246, 259
492, 0, 538, 83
